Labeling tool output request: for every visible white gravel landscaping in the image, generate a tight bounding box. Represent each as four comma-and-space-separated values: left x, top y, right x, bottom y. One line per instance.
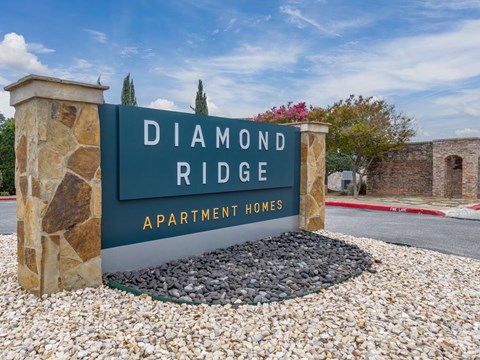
1, 231, 479, 359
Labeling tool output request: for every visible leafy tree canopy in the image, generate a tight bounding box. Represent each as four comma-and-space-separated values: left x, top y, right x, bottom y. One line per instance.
253, 96, 415, 197
325, 95, 415, 196
0, 112, 6, 132
0, 116, 16, 194
326, 151, 354, 175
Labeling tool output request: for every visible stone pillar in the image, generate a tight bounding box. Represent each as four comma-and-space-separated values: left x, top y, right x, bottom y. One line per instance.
5, 75, 108, 296
432, 155, 446, 197
463, 155, 479, 199
290, 122, 330, 231
432, 139, 480, 199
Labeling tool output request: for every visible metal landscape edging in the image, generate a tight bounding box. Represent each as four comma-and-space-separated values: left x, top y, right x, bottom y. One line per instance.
106, 270, 365, 307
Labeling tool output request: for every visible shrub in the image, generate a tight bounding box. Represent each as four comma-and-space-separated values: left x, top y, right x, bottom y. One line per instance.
0, 167, 14, 195
347, 181, 367, 196
0, 119, 15, 194
0, 191, 10, 196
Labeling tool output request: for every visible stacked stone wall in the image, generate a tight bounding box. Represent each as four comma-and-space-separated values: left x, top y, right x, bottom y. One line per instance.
478, 157, 480, 199
6, 75, 108, 295
368, 138, 480, 199
15, 99, 102, 294
368, 142, 433, 196
294, 123, 329, 230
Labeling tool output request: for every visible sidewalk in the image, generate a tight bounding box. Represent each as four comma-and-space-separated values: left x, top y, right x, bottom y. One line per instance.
326, 195, 480, 220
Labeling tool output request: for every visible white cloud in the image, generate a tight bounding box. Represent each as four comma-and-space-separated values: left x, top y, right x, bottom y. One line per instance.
26, 43, 55, 54
454, 128, 480, 136
206, 99, 220, 115
212, 29, 220, 35
153, 42, 303, 118
0, 75, 10, 86
72, 59, 92, 69
424, 0, 480, 9
224, 18, 237, 32
186, 33, 205, 46
184, 43, 303, 75
280, 6, 338, 36
51, 63, 115, 86
148, 98, 178, 111
434, 89, 480, 117
415, 128, 430, 138
0, 33, 49, 73
0, 91, 15, 118
304, 20, 480, 103
84, 29, 107, 43
120, 47, 139, 57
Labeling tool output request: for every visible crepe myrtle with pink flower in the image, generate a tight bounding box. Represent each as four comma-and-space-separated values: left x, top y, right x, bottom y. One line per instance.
253, 102, 326, 124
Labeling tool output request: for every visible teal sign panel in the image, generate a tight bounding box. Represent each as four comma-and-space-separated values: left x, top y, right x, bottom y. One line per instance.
99, 104, 300, 250
118, 106, 297, 200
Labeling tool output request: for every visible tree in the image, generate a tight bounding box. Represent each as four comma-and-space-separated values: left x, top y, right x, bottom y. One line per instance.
254, 102, 308, 123
0, 117, 16, 195
325, 95, 415, 197
326, 151, 354, 175
191, 80, 208, 115
0, 112, 6, 132
121, 73, 137, 106
253, 101, 327, 123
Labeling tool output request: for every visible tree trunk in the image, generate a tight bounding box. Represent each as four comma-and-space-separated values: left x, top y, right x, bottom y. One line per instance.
352, 158, 360, 198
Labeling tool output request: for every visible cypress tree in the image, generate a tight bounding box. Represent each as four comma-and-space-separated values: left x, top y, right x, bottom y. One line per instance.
121, 73, 137, 106
192, 80, 208, 115
130, 77, 137, 106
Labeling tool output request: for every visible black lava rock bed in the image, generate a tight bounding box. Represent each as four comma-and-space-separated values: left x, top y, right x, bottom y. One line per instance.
104, 231, 373, 305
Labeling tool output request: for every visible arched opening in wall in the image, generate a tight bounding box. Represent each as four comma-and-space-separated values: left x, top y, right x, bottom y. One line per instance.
445, 155, 463, 198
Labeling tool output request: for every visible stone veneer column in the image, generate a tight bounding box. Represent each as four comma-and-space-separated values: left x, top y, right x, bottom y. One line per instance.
5, 75, 108, 296
432, 154, 445, 197
432, 139, 480, 199
462, 156, 479, 199
289, 122, 330, 231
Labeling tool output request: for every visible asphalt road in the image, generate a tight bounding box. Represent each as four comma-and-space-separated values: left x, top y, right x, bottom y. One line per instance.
0, 201, 16, 234
0, 201, 479, 260
326, 206, 480, 260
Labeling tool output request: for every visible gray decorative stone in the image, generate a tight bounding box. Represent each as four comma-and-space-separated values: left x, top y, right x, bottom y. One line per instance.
104, 231, 373, 304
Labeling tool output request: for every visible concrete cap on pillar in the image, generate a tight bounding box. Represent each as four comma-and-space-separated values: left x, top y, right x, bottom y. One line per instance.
286, 121, 330, 134
5, 74, 109, 107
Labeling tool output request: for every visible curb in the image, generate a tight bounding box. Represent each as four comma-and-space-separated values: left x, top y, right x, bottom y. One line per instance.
0, 197, 15, 201
325, 201, 446, 216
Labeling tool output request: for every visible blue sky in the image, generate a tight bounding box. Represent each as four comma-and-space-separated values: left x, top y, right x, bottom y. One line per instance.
1, 0, 479, 140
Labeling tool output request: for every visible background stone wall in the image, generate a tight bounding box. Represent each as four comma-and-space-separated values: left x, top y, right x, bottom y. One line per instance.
368, 142, 433, 196
368, 138, 480, 199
